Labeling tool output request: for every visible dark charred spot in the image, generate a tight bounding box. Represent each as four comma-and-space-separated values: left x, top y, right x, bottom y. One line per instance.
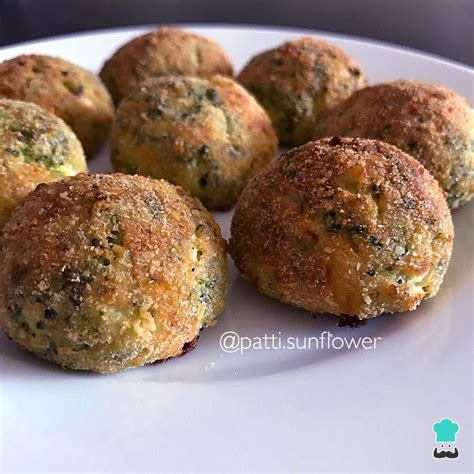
11, 265, 28, 286
148, 107, 164, 119
5, 146, 19, 156
181, 337, 199, 355
149, 336, 199, 364
199, 173, 209, 188
90, 238, 101, 248
371, 184, 381, 196
36, 320, 45, 330
195, 224, 205, 236
274, 56, 284, 66
348, 67, 361, 77
403, 197, 415, 209
337, 316, 367, 328
324, 209, 342, 233
198, 144, 210, 156
206, 88, 219, 102
351, 225, 367, 234
15, 127, 35, 143
327, 223, 341, 233
329, 136, 342, 146
44, 308, 58, 320
367, 235, 384, 249
366, 269, 376, 277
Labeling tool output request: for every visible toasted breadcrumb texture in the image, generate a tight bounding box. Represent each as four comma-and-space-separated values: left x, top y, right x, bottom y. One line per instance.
230, 137, 453, 319
238, 36, 367, 145
100, 26, 234, 104
314, 80, 474, 209
0, 99, 86, 229
111, 75, 277, 209
0, 55, 114, 156
0, 173, 227, 373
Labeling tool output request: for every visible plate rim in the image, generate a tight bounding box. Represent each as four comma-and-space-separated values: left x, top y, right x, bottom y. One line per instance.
0, 22, 473, 75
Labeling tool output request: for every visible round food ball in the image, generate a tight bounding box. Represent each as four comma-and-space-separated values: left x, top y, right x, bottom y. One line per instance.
0, 99, 87, 229
230, 137, 453, 320
237, 36, 367, 146
111, 75, 278, 210
0, 173, 227, 373
313, 80, 474, 209
0, 54, 114, 157
100, 26, 234, 105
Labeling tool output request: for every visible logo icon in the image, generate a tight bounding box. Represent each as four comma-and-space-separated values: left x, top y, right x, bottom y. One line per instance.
432, 418, 460, 459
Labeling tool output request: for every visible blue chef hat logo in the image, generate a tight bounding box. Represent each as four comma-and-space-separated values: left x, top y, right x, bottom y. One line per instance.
433, 418, 459, 443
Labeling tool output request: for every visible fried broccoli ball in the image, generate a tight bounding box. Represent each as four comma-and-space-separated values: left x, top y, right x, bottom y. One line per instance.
237, 36, 367, 146
313, 80, 474, 209
0, 99, 86, 229
0, 55, 114, 156
100, 26, 234, 104
230, 137, 453, 320
111, 75, 278, 210
0, 173, 227, 373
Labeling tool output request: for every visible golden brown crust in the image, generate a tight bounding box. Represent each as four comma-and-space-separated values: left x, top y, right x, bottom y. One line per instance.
111, 75, 278, 209
100, 26, 234, 104
0, 173, 227, 373
149, 335, 199, 365
230, 137, 453, 319
0, 55, 114, 156
237, 36, 367, 145
0, 99, 87, 229
313, 80, 474, 209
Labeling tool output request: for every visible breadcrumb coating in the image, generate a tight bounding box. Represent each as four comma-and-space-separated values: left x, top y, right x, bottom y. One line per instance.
0, 99, 86, 229
111, 75, 277, 209
0, 55, 114, 156
238, 36, 367, 145
100, 26, 234, 104
0, 173, 227, 373
230, 137, 453, 319
314, 80, 474, 209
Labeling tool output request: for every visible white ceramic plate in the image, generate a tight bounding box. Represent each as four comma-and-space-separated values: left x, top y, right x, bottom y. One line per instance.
0, 25, 472, 473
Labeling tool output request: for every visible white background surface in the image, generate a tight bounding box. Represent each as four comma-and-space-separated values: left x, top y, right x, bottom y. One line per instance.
0, 25, 472, 473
